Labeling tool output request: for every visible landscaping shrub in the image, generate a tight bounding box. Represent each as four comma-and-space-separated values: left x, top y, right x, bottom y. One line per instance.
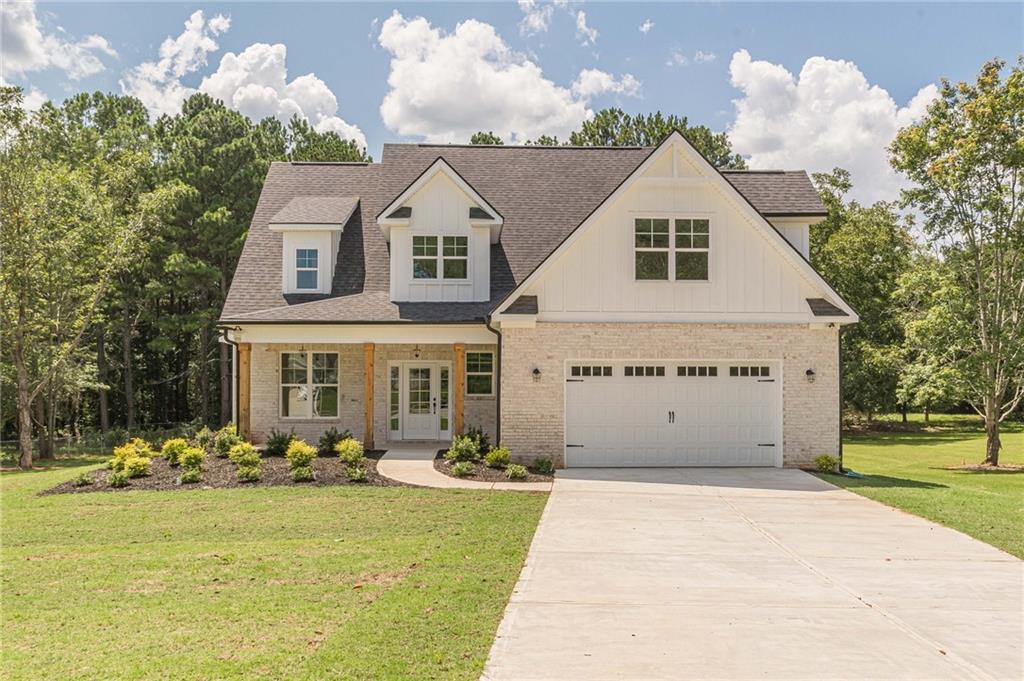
451, 461, 474, 477
123, 456, 151, 478
228, 442, 258, 465
505, 464, 528, 480
195, 426, 215, 451
318, 427, 352, 457
178, 446, 206, 471
179, 468, 202, 484
465, 425, 491, 454
73, 472, 93, 487
346, 464, 368, 482
213, 424, 242, 458
815, 454, 840, 473
533, 457, 554, 475
108, 438, 154, 472
107, 470, 129, 488
335, 437, 365, 465
444, 435, 480, 462
237, 464, 261, 483
161, 438, 189, 467
291, 465, 315, 482
286, 440, 317, 469
264, 428, 294, 457
484, 446, 510, 469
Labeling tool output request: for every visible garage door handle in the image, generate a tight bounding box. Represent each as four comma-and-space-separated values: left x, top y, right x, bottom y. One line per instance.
566, 379, 584, 383
757, 379, 775, 383
757, 443, 775, 447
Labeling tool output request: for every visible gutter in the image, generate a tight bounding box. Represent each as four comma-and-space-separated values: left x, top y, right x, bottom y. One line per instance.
484, 314, 502, 444
218, 325, 241, 430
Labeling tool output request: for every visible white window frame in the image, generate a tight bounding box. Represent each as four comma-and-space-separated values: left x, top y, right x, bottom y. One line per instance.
295, 248, 319, 290
673, 218, 711, 282
413, 234, 470, 281
442, 236, 469, 280
279, 350, 339, 419
465, 351, 494, 396
632, 215, 712, 283
412, 235, 439, 280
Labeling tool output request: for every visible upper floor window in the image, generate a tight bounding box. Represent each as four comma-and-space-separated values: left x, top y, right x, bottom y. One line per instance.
413, 235, 469, 280
296, 249, 318, 289
634, 217, 710, 282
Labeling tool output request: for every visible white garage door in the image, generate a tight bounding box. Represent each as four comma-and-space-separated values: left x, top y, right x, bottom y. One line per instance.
564, 361, 781, 467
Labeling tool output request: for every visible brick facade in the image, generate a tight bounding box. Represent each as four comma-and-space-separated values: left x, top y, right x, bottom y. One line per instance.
500, 323, 839, 468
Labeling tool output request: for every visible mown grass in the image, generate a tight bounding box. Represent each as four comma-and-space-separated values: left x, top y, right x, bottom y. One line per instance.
1, 461, 547, 680
824, 415, 1024, 558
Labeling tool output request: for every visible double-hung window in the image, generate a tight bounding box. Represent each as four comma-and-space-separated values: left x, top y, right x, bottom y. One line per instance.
466, 351, 494, 395
280, 351, 339, 418
634, 217, 710, 281
442, 236, 468, 279
296, 249, 318, 289
413, 235, 469, 280
413, 236, 438, 279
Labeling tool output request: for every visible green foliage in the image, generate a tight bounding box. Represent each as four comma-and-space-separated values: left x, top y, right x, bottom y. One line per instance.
484, 446, 510, 469
335, 438, 365, 465
444, 435, 480, 462
228, 443, 261, 469
465, 426, 490, 454
73, 472, 93, 487
108, 438, 153, 472
814, 455, 840, 474
285, 440, 317, 469
525, 135, 561, 146
107, 470, 129, 488
195, 427, 216, 451
532, 458, 555, 475
504, 464, 528, 480
265, 428, 294, 457
237, 464, 261, 483
345, 465, 368, 482
450, 461, 474, 477
291, 465, 315, 482
470, 131, 504, 145
161, 438, 189, 467
178, 446, 205, 471
213, 424, 242, 458
318, 427, 352, 457
284, 115, 370, 162
178, 467, 202, 484
123, 456, 151, 478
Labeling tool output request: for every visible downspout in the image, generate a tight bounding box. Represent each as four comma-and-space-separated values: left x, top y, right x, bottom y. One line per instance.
219, 326, 241, 431
484, 315, 502, 444
837, 324, 845, 473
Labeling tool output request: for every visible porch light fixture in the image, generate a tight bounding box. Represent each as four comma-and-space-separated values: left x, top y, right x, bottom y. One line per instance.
532, 367, 541, 381
412, 345, 422, 359
805, 368, 816, 383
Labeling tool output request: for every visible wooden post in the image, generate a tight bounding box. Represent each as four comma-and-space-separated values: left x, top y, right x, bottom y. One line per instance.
363, 343, 375, 449
238, 343, 251, 440
453, 343, 466, 436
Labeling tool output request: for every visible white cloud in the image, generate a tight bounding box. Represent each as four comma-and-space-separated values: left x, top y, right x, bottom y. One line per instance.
120, 10, 229, 118
21, 86, 48, 111
639, 19, 654, 34
1, 0, 116, 81
199, 43, 366, 149
727, 49, 938, 204
666, 49, 688, 67
518, 0, 554, 36
377, 12, 640, 144
694, 50, 716, 63
575, 11, 598, 46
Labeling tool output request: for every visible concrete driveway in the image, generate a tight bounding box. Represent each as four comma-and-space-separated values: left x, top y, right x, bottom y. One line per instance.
483, 468, 1022, 680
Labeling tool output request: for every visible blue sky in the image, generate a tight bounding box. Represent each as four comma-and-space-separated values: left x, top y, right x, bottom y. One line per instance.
4, 2, 1022, 202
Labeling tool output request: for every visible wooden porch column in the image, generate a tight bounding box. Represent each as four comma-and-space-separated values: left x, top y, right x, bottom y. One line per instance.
363, 343, 375, 449
237, 343, 251, 440
453, 343, 466, 436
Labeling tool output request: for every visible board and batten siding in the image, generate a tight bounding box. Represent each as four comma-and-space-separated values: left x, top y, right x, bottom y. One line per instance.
523, 147, 820, 321
389, 172, 490, 303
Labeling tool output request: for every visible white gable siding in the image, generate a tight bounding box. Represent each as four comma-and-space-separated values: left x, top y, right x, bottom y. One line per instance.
523, 146, 819, 322
389, 173, 490, 302
769, 217, 813, 260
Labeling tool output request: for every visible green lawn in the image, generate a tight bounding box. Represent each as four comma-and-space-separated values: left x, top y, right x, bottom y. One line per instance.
1, 460, 547, 680
825, 415, 1024, 558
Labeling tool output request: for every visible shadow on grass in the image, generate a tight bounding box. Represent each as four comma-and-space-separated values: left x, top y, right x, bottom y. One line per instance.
930, 466, 1024, 475
844, 432, 989, 448
1, 456, 105, 475
823, 473, 948, 490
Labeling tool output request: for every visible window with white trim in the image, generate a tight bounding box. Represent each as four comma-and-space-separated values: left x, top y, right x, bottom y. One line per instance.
675, 219, 710, 280
442, 236, 468, 279
412, 236, 438, 279
634, 218, 670, 280
295, 249, 318, 289
413, 235, 469, 280
466, 352, 494, 395
633, 217, 710, 281
280, 352, 339, 418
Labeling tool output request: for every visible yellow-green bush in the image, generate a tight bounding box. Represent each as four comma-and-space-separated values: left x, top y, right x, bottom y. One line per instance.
335, 437, 365, 465
161, 438, 189, 467
108, 438, 154, 472
178, 446, 206, 470
286, 440, 317, 469
123, 456, 151, 478
228, 442, 259, 465
504, 464, 528, 480
484, 446, 510, 469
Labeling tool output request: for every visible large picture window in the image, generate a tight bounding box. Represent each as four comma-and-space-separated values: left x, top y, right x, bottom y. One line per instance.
466, 351, 494, 395
280, 351, 339, 418
634, 217, 710, 282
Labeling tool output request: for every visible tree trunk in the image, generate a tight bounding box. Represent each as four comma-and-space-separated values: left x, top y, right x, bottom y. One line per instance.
199, 325, 211, 425
219, 340, 231, 427
97, 330, 110, 432
122, 320, 135, 430
901, 405, 908, 423
14, 302, 34, 469
983, 399, 1001, 466
35, 397, 51, 459
924, 406, 930, 423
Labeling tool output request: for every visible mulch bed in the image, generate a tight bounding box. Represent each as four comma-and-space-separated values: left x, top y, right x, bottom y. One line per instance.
433, 450, 554, 483
42, 451, 403, 495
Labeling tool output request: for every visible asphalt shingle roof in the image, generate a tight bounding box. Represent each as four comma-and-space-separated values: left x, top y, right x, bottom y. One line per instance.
222, 145, 827, 324
806, 298, 848, 317
269, 195, 360, 225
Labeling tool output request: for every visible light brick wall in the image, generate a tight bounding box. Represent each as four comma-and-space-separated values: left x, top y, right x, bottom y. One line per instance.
248, 342, 497, 447
500, 323, 839, 468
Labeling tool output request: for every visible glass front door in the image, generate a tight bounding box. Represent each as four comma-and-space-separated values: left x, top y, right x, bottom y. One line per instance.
403, 364, 438, 439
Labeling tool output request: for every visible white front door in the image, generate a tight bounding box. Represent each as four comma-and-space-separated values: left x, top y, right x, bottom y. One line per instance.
403, 364, 438, 440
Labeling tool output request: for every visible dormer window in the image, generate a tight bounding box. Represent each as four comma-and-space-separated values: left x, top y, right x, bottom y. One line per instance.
412, 235, 469, 280
413, 236, 438, 279
442, 237, 468, 279
295, 249, 319, 290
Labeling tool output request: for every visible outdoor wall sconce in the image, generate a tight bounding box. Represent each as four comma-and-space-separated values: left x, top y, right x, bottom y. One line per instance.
805, 368, 816, 383
532, 367, 541, 381
412, 345, 422, 359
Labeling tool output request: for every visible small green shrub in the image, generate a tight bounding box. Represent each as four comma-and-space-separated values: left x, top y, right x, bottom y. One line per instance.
179, 468, 202, 484
265, 428, 294, 457
465, 425, 491, 454
533, 457, 554, 475
73, 472, 93, 487
505, 464, 528, 480
213, 424, 242, 458
450, 461, 474, 477
228, 442, 258, 465
179, 446, 206, 471
107, 470, 129, 488
484, 446, 510, 469
291, 465, 315, 482
286, 440, 317, 469
335, 437, 365, 465
318, 427, 352, 457
108, 437, 154, 471
161, 438, 189, 467
444, 435, 480, 462
195, 426, 215, 451
346, 464, 368, 482
237, 465, 261, 483
123, 456, 151, 478
814, 454, 840, 473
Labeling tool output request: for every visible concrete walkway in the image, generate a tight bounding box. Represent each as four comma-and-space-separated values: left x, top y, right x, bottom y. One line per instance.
483, 468, 1022, 681
376, 443, 553, 491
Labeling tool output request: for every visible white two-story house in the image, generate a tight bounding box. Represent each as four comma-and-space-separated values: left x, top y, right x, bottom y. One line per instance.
220, 131, 857, 468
